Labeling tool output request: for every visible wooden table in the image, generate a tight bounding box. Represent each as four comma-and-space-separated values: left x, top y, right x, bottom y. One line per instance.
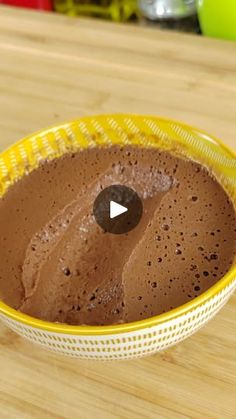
0, 6, 236, 419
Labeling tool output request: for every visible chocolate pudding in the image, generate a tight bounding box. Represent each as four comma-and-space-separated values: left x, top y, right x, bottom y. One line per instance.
0, 146, 235, 325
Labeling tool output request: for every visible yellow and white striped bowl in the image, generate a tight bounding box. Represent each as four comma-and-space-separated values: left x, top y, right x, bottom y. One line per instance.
0, 115, 235, 360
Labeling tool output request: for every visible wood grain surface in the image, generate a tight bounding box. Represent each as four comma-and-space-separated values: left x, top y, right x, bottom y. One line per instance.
0, 6, 236, 419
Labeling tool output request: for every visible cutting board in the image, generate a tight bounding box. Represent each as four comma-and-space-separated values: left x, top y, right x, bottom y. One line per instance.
0, 6, 236, 418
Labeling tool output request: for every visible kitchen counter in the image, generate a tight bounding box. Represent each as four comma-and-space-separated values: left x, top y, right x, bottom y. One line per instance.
0, 6, 236, 418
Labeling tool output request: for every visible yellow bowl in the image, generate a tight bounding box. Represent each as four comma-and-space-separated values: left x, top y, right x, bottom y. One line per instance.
0, 114, 235, 360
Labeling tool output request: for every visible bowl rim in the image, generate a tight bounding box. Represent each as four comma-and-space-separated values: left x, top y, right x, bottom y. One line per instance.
0, 114, 235, 336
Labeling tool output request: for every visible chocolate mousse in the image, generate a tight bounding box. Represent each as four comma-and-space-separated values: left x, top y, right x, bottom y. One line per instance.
0, 146, 235, 325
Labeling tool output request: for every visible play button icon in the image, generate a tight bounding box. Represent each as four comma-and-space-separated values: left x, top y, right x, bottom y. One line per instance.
110, 201, 128, 219
93, 185, 143, 234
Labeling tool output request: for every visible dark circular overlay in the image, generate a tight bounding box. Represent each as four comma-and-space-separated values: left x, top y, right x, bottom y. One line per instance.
93, 185, 143, 234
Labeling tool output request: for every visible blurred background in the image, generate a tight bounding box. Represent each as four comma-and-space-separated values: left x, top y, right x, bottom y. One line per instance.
1, 0, 236, 41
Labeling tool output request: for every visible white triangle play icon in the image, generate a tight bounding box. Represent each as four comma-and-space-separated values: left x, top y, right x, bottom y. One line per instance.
110, 201, 128, 219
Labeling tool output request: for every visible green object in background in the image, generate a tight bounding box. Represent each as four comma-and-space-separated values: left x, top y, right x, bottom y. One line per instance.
54, 0, 138, 22
197, 0, 236, 41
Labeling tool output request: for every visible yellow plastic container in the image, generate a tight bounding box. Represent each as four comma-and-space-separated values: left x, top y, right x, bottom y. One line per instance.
0, 115, 235, 360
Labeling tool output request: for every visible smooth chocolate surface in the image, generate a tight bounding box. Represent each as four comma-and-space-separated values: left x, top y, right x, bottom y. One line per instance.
0, 146, 235, 325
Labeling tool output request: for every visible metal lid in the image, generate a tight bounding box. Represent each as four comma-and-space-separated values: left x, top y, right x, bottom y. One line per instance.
138, 0, 197, 20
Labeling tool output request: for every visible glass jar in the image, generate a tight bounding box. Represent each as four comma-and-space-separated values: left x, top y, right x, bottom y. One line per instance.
54, 0, 138, 22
